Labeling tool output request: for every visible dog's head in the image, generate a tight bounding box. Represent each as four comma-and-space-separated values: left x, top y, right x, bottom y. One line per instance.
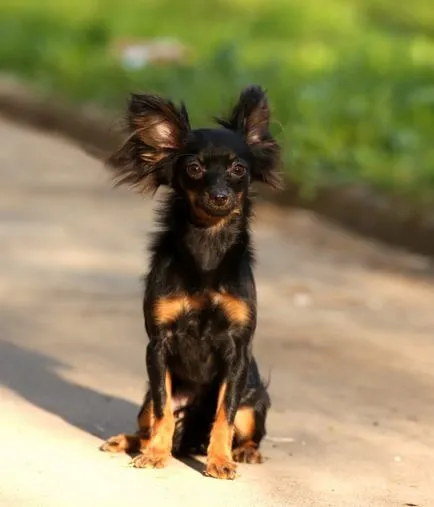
109, 86, 282, 225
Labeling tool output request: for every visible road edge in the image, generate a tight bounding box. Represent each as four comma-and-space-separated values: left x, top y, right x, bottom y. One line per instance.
1, 76, 433, 257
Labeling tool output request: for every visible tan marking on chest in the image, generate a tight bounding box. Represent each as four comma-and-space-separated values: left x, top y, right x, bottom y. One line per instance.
154, 291, 250, 326
153, 294, 207, 325
211, 292, 250, 325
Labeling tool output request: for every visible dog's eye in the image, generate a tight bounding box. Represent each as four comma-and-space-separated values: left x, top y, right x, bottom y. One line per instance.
186, 163, 204, 179
230, 163, 246, 178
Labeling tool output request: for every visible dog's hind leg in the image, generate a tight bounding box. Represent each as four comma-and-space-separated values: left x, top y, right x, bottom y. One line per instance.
100, 390, 153, 453
232, 361, 270, 464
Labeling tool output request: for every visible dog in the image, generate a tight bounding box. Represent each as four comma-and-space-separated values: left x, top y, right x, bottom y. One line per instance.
99, 85, 282, 480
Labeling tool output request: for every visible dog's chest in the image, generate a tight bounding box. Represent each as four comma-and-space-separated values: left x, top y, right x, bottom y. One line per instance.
163, 291, 246, 384
154, 290, 249, 332
168, 320, 216, 384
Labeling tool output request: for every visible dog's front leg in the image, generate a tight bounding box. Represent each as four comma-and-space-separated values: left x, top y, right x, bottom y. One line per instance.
205, 342, 249, 480
130, 339, 175, 469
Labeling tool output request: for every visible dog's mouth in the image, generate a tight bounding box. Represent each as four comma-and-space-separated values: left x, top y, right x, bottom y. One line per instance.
186, 188, 244, 228
187, 193, 237, 227
199, 190, 238, 216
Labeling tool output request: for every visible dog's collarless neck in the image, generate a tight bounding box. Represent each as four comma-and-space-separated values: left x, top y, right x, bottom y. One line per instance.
183, 217, 245, 272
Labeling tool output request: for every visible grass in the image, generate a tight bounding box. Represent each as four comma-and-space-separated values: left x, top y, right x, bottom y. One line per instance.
1, 0, 434, 205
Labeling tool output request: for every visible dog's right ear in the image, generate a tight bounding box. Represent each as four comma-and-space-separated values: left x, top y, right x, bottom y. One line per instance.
107, 93, 190, 193
215, 85, 283, 190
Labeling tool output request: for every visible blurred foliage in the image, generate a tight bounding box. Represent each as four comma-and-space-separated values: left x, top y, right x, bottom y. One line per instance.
1, 0, 434, 204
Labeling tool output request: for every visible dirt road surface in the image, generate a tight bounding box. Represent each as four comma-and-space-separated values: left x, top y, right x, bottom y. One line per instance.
1, 116, 433, 507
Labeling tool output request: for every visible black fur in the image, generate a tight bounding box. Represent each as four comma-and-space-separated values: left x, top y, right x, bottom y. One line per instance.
101, 85, 282, 478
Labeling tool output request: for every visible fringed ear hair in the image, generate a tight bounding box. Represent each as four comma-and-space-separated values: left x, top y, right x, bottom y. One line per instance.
107, 93, 190, 193
216, 85, 283, 190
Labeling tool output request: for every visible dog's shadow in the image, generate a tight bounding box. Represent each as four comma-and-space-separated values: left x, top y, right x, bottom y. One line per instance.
0, 340, 203, 474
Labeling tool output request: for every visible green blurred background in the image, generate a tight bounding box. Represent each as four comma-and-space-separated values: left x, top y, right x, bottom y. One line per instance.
1, 0, 434, 205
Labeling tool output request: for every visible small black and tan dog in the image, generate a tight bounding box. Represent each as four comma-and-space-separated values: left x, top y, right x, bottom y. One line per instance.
100, 85, 282, 480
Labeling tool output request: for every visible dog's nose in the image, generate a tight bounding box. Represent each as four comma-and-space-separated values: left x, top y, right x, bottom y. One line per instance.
209, 191, 229, 207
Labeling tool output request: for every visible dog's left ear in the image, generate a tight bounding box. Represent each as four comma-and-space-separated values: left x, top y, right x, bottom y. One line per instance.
216, 85, 283, 189
107, 93, 190, 193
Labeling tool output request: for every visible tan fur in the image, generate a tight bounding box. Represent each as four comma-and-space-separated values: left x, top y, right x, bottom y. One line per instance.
212, 292, 250, 325
155, 291, 250, 326
153, 294, 206, 325
205, 382, 238, 479
186, 190, 225, 227
234, 406, 256, 441
148, 372, 174, 452
207, 383, 234, 456
130, 372, 175, 469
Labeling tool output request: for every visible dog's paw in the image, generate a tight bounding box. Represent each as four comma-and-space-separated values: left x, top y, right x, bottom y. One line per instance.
204, 456, 238, 480
232, 444, 263, 464
99, 434, 132, 453
129, 449, 170, 469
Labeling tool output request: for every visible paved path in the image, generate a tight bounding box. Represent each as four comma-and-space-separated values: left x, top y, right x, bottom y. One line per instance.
0, 116, 433, 506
